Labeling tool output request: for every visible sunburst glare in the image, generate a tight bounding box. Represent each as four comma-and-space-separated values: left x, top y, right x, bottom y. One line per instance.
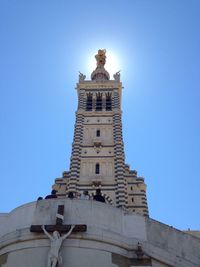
88, 49, 121, 77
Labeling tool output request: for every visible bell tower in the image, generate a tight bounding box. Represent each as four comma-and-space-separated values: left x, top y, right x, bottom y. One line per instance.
53, 50, 148, 216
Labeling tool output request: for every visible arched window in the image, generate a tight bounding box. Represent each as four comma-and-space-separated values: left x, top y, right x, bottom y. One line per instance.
96, 129, 100, 137
95, 163, 100, 174
86, 93, 93, 111
96, 93, 102, 111
106, 94, 112, 111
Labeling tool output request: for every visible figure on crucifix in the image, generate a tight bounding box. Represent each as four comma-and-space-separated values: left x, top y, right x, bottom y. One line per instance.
30, 205, 86, 266
42, 225, 75, 267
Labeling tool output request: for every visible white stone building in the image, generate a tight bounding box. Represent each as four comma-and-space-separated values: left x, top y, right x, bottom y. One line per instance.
0, 50, 199, 267
53, 49, 148, 216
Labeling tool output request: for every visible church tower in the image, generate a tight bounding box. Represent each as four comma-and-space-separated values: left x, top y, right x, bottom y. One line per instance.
1, 50, 199, 267
53, 50, 148, 216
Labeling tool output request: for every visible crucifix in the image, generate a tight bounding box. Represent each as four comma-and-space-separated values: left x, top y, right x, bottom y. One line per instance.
30, 204, 87, 233
30, 204, 87, 267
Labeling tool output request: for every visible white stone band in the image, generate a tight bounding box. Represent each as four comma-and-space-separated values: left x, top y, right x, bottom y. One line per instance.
56, 214, 64, 220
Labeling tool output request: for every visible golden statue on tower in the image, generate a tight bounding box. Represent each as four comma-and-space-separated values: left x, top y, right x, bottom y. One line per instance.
95, 49, 106, 68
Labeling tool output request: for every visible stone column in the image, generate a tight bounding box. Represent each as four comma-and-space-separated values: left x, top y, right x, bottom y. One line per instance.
113, 90, 127, 208
68, 91, 85, 193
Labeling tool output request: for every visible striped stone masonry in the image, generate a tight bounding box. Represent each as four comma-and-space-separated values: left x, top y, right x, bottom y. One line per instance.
68, 94, 85, 192
53, 76, 149, 216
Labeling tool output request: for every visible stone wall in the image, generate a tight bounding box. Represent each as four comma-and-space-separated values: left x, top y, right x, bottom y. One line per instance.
0, 199, 199, 267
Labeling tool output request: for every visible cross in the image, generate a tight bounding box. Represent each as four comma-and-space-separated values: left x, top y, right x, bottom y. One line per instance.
30, 204, 87, 234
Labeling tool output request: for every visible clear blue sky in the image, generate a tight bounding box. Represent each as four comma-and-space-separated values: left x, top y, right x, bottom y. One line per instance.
0, 0, 200, 230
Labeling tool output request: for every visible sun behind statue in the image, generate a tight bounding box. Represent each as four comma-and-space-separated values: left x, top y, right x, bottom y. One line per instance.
95, 49, 107, 68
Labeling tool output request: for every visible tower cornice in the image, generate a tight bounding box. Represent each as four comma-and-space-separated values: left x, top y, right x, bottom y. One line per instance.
76, 80, 122, 91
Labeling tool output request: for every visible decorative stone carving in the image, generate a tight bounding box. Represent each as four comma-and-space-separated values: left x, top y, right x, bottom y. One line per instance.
94, 146, 102, 154
42, 225, 75, 267
79, 72, 86, 82
92, 177, 102, 186
31, 204, 86, 267
113, 71, 120, 82
135, 242, 144, 259
93, 138, 102, 147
